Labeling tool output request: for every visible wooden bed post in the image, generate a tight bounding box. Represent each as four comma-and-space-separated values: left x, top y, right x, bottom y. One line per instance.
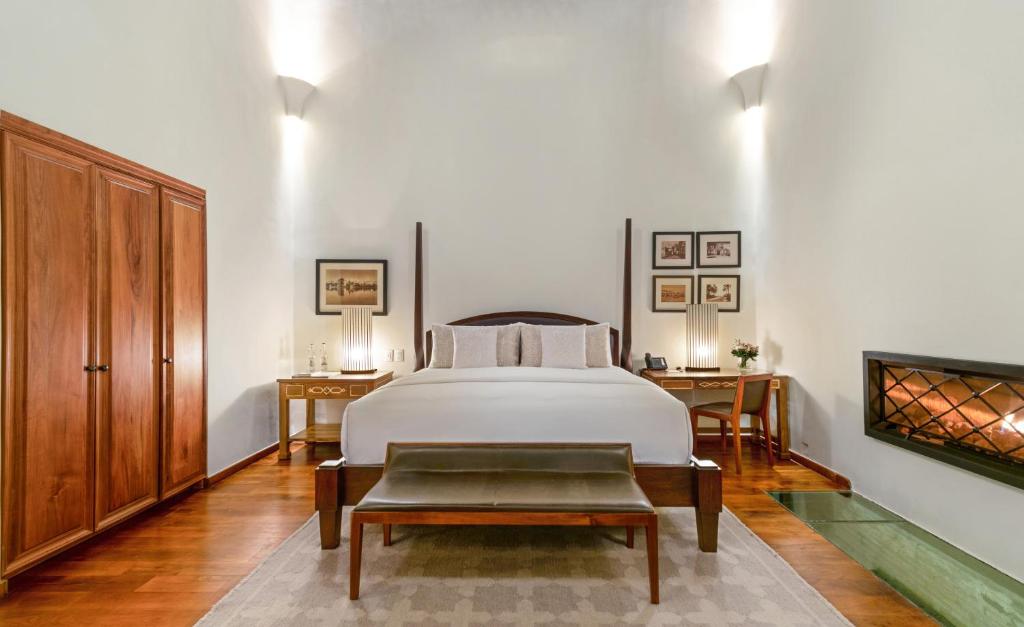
316, 458, 345, 549
692, 458, 722, 552
414, 221, 424, 371
621, 218, 633, 371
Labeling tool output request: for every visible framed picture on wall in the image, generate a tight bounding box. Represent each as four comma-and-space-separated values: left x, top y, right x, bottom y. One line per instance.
652, 231, 694, 269
698, 275, 740, 312
652, 275, 695, 312
316, 259, 388, 315
697, 231, 741, 268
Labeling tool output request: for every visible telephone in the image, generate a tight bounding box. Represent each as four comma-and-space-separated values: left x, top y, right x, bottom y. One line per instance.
644, 353, 668, 370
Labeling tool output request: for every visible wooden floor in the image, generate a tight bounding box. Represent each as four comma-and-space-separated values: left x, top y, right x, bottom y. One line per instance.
0, 441, 933, 626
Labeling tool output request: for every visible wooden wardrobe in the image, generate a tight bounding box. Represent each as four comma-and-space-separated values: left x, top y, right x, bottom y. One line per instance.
0, 112, 207, 585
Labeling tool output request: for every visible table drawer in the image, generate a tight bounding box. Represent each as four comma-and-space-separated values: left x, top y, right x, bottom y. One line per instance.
282, 382, 378, 399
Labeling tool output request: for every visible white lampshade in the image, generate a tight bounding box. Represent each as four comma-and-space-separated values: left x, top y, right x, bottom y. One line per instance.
685, 303, 720, 372
278, 75, 316, 118
339, 307, 374, 373
731, 63, 767, 110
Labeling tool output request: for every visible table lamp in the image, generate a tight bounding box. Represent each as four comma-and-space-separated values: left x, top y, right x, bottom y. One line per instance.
685, 303, 720, 372
339, 307, 375, 374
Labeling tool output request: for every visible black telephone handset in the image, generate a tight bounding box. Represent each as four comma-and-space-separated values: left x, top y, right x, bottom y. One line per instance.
644, 352, 668, 370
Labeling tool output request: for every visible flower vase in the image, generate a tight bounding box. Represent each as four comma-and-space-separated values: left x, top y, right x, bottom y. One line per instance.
737, 357, 754, 372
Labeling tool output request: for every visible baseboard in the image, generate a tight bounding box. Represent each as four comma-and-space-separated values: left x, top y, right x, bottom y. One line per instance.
788, 450, 852, 489
208, 442, 279, 486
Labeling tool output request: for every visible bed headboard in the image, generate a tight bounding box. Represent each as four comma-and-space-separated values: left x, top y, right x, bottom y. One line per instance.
424, 311, 620, 367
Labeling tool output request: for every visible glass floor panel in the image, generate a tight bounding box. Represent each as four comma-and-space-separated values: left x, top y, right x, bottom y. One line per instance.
770, 489, 902, 522
768, 491, 1024, 627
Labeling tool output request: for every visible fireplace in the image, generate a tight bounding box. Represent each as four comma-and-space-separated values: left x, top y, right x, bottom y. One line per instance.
864, 351, 1024, 490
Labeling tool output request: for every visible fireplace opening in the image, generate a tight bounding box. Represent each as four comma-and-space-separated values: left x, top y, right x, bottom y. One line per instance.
864, 351, 1024, 490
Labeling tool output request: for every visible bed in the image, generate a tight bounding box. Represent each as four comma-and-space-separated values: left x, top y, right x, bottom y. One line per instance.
342, 365, 693, 465
315, 221, 722, 552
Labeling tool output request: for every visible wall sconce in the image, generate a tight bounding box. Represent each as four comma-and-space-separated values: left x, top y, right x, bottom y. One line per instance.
685, 304, 720, 372
339, 308, 375, 374
731, 63, 767, 110
278, 75, 316, 119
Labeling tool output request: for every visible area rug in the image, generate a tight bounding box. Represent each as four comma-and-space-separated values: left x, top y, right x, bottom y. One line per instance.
198, 508, 850, 626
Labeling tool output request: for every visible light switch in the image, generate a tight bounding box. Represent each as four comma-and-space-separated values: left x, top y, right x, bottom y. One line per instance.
385, 349, 395, 362
395, 349, 405, 362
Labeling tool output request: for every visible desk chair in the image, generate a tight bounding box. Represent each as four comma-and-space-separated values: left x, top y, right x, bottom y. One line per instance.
689, 373, 774, 474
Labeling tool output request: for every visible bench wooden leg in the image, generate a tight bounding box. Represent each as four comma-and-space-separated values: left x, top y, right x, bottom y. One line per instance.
350, 520, 363, 600
383, 524, 392, 547
626, 526, 634, 549
646, 515, 659, 604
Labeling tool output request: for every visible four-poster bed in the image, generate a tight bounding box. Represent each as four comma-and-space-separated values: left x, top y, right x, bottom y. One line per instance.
315, 219, 722, 552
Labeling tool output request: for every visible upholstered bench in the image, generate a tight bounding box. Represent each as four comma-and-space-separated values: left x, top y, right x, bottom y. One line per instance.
348, 443, 661, 603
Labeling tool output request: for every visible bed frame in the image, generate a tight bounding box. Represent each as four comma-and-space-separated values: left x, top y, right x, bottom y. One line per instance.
315, 220, 722, 551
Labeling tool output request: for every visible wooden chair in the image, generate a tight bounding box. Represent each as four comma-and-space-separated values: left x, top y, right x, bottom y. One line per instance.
689, 374, 774, 474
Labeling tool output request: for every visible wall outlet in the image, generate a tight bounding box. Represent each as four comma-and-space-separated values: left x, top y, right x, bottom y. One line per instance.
384, 349, 395, 362
395, 349, 405, 362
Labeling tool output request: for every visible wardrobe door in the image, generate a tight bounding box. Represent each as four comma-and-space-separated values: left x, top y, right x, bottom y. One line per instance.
1, 133, 96, 576
160, 188, 206, 498
94, 168, 161, 529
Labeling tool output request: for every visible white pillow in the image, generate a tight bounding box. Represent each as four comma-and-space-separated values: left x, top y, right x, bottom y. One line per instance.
520, 324, 542, 367
431, 324, 519, 368
452, 326, 499, 368
496, 324, 522, 366
428, 324, 455, 368
585, 323, 613, 367
540, 325, 587, 369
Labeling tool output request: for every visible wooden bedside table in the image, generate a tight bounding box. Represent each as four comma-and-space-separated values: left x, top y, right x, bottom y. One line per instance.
641, 369, 791, 459
276, 371, 394, 460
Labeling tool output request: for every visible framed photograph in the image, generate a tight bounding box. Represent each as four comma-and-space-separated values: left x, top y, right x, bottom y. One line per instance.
652, 231, 694, 269
698, 275, 740, 312
316, 259, 388, 315
652, 275, 695, 312
697, 231, 741, 268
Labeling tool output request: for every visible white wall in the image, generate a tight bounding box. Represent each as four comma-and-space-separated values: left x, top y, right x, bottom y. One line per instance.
291, 1, 764, 425
0, 0, 295, 474
759, 0, 1024, 579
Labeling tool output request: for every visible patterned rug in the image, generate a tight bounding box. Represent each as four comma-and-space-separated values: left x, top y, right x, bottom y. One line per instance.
199, 508, 849, 626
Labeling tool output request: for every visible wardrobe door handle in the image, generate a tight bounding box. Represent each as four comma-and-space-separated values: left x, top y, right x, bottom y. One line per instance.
84, 365, 97, 372
97, 365, 110, 372
163, 357, 173, 364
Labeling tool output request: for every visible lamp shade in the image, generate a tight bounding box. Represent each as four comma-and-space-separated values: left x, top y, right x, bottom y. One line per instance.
731, 63, 767, 110
685, 303, 720, 371
339, 307, 374, 373
278, 75, 316, 118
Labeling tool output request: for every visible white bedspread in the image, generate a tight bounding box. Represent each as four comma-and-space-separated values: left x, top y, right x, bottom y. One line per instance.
341, 367, 692, 464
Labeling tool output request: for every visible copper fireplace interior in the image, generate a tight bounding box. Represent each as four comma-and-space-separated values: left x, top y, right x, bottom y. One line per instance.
864, 351, 1024, 489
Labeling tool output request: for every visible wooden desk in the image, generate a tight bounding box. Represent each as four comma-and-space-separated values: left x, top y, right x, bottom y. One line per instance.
276, 371, 393, 460
640, 369, 791, 459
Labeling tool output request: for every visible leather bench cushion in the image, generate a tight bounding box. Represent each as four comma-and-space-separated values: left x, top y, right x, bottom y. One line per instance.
353, 469, 655, 513
382, 443, 636, 474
